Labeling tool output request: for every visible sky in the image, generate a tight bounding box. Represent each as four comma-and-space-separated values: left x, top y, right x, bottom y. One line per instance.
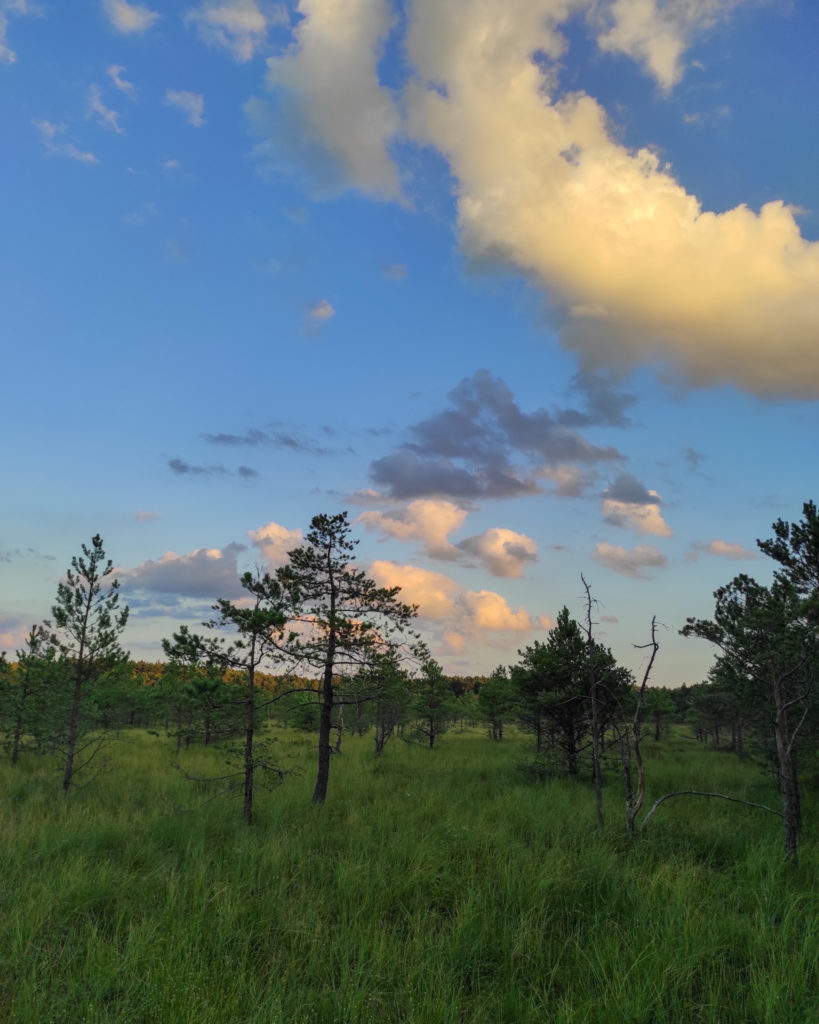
1, 0, 818, 687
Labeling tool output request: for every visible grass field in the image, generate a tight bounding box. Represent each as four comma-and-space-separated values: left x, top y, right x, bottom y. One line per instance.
1, 727, 817, 1023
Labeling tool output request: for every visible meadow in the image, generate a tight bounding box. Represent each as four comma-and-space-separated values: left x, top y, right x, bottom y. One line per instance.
1, 726, 816, 1024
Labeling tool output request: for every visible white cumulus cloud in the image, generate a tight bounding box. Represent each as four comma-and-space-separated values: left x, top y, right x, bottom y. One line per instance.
601, 496, 671, 537
358, 500, 466, 559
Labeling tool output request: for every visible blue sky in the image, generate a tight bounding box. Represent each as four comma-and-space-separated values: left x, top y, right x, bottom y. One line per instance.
2, 0, 818, 687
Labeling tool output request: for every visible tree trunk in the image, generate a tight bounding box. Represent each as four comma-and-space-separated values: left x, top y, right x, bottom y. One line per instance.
243, 658, 256, 824
312, 631, 336, 805
772, 675, 800, 861
63, 669, 84, 794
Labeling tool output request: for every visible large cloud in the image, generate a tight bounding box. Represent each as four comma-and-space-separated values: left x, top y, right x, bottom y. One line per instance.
368, 370, 623, 501
369, 559, 551, 655
247, 0, 401, 198
259, 0, 819, 398
358, 500, 466, 559
119, 543, 247, 599
359, 499, 538, 577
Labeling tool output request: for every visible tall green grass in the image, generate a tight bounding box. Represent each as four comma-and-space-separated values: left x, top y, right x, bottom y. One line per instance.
1, 728, 816, 1023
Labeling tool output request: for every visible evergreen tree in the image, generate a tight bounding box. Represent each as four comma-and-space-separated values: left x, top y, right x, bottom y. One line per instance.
277, 512, 418, 804
46, 535, 129, 794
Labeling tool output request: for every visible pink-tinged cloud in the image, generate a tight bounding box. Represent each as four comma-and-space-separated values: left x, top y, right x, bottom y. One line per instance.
593, 542, 667, 579
685, 539, 757, 562
249, 521, 303, 568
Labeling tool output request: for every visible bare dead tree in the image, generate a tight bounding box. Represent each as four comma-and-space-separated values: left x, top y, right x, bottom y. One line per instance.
581, 575, 604, 828
617, 616, 660, 833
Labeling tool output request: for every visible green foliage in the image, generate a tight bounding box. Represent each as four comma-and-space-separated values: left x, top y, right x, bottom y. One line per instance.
45, 534, 129, 793
477, 665, 515, 740
1, 728, 815, 1023
411, 659, 459, 749
276, 511, 420, 803
513, 607, 632, 775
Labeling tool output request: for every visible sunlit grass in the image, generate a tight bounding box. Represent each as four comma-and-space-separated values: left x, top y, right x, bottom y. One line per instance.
1, 726, 816, 1023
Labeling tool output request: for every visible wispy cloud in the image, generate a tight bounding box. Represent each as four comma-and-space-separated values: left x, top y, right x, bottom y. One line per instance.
184, 0, 287, 62
165, 89, 206, 127
0, 0, 41, 66
106, 64, 136, 98
204, 424, 332, 455
168, 457, 257, 478
685, 539, 757, 562
88, 83, 124, 133
33, 119, 97, 163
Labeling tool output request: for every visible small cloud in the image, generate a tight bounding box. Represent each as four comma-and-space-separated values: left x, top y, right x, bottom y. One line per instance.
600, 613, 619, 623
107, 64, 136, 97
33, 119, 97, 163
168, 457, 225, 476
0, 545, 56, 564
457, 528, 538, 578
381, 263, 407, 281
119, 542, 247, 599
205, 428, 268, 446
165, 89, 206, 127
308, 298, 334, 321
168, 456, 257, 478
136, 509, 158, 521
601, 474, 671, 537
685, 539, 757, 562
593, 542, 667, 579
684, 446, 705, 472
162, 157, 181, 171
102, 0, 160, 34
